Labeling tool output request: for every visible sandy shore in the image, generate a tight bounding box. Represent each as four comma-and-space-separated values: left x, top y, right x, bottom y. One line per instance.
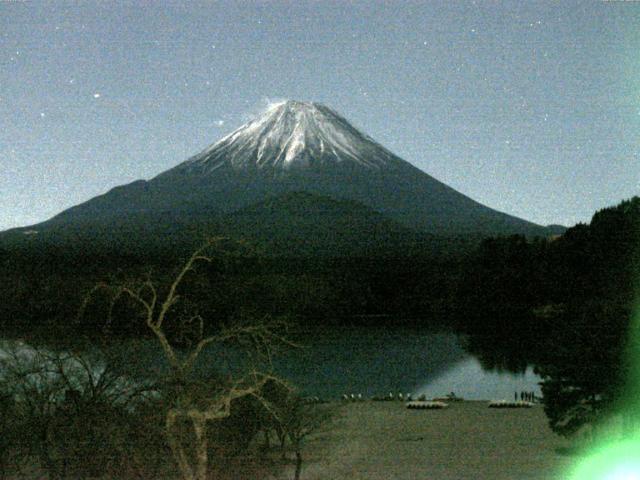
299, 401, 574, 480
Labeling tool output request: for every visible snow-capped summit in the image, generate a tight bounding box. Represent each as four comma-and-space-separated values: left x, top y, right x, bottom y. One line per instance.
173, 100, 406, 175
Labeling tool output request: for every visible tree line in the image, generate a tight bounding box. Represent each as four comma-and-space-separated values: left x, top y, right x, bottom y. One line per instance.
0, 240, 466, 340
457, 196, 640, 440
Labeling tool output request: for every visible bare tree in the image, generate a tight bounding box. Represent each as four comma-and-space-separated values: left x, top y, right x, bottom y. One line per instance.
0, 343, 160, 479
82, 238, 296, 480
269, 393, 336, 480
0, 346, 65, 479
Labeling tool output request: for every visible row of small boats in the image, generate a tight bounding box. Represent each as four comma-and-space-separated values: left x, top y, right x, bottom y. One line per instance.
406, 399, 535, 409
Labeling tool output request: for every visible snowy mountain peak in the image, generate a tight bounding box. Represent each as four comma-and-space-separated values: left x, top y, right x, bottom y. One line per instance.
15, 100, 551, 239
173, 100, 406, 175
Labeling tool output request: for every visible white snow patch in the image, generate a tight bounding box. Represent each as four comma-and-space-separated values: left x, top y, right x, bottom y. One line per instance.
177, 100, 405, 173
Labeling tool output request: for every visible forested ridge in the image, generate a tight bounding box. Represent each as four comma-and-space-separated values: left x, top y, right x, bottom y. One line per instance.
0, 242, 466, 339
2, 197, 638, 339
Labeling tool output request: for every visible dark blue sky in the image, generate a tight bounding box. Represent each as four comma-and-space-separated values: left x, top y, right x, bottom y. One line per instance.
1, 0, 638, 230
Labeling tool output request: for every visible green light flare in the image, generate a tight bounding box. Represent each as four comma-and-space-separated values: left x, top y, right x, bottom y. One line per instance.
623, 306, 640, 425
564, 324, 640, 478
567, 436, 640, 480
565, 272, 640, 478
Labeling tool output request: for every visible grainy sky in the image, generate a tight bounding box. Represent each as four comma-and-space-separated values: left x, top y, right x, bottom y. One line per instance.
1, 0, 639, 230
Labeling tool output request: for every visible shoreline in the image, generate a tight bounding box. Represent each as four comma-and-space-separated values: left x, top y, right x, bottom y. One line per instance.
299, 400, 573, 480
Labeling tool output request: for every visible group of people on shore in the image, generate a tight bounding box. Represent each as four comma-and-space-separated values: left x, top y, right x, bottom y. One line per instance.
515, 391, 535, 402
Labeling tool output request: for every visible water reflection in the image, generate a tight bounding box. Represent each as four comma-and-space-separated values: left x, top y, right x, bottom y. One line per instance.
0, 331, 543, 401
416, 357, 541, 401
272, 330, 542, 400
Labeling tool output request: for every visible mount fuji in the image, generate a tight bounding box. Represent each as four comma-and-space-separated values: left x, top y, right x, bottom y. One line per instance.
2, 100, 554, 254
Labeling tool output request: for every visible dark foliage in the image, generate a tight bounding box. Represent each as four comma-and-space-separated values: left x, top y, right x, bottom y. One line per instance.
0, 235, 469, 340
535, 301, 630, 437
458, 197, 640, 437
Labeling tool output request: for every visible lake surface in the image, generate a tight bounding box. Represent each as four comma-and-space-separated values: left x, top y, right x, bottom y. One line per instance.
269, 329, 542, 400
1, 329, 542, 401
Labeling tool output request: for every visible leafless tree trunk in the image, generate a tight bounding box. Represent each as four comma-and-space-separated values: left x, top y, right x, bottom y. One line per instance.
270, 395, 336, 480
82, 238, 295, 480
293, 445, 303, 480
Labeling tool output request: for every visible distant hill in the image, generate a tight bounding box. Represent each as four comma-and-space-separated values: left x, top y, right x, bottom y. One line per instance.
545, 224, 567, 236
220, 191, 431, 257
0, 192, 470, 259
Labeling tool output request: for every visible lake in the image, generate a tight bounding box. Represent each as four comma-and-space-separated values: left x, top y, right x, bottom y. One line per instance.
268, 329, 542, 400
1, 329, 543, 401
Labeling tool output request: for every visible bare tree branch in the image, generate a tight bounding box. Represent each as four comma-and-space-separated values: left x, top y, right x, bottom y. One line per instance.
79, 237, 297, 480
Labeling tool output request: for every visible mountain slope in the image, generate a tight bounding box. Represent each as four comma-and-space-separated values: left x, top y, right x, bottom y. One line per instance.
2, 100, 552, 250
220, 191, 429, 257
